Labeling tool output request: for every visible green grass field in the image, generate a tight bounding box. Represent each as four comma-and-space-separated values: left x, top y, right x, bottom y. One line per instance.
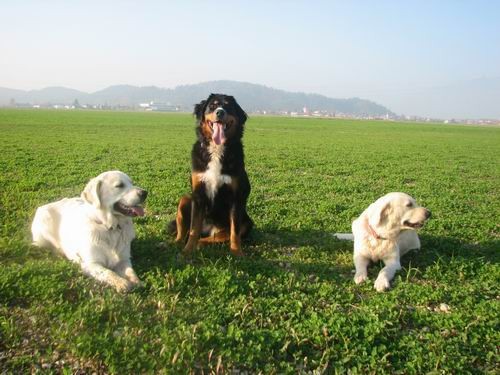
0, 109, 498, 373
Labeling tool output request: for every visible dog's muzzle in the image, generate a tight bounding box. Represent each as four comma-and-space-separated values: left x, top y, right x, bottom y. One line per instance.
113, 189, 147, 217
403, 209, 431, 229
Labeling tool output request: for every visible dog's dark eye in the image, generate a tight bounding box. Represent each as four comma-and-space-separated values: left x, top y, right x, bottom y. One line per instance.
115, 182, 125, 189
406, 201, 413, 207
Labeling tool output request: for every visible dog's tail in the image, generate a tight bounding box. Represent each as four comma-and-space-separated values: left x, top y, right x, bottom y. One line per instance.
333, 233, 354, 241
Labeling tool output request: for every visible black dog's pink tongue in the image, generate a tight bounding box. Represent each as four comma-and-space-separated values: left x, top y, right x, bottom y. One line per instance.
212, 122, 226, 145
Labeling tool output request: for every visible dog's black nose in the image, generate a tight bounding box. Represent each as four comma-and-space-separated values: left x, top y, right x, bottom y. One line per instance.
138, 189, 148, 200
215, 108, 225, 119
425, 209, 431, 219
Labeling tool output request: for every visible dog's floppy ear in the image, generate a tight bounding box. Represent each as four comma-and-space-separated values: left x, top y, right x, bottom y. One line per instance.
369, 200, 391, 226
81, 177, 102, 208
230, 95, 248, 125
375, 201, 391, 225
193, 98, 209, 121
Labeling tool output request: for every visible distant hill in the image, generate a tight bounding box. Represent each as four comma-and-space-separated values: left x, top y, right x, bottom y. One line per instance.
0, 80, 393, 116
0, 86, 92, 106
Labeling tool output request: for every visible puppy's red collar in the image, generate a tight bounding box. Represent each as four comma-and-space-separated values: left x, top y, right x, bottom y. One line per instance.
366, 220, 385, 240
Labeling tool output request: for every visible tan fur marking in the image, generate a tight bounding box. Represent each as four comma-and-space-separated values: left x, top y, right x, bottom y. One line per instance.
201, 120, 212, 140
205, 112, 218, 123
175, 196, 191, 243
229, 177, 239, 192
230, 212, 243, 256
201, 113, 240, 142
183, 205, 203, 255
198, 229, 230, 245
191, 173, 203, 190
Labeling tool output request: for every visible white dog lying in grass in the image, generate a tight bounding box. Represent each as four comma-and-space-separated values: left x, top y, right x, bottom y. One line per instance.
31, 171, 147, 293
335, 192, 431, 292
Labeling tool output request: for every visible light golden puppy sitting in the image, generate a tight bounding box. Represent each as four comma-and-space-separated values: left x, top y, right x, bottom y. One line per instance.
31, 171, 147, 292
337, 192, 431, 292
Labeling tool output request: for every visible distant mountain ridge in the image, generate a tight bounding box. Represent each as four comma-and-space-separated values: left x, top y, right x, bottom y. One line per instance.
0, 80, 393, 116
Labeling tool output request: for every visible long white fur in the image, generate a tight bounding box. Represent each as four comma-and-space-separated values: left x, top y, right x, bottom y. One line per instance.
335, 192, 430, 292
31, 171, 144, 292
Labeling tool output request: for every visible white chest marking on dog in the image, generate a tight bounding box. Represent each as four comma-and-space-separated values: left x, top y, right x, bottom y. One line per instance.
199, 143, 232, 201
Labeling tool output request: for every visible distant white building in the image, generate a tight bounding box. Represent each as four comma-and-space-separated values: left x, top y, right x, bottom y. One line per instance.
150, 102, 179, 112
139, 101, 179, 112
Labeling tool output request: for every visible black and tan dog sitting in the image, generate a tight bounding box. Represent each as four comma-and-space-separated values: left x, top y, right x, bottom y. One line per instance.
170, 94, 253, 256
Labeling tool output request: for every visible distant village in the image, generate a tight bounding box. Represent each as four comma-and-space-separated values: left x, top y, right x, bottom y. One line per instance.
252, 107, 500, 125
7, 98, 181, 113
5, 99, 499, 126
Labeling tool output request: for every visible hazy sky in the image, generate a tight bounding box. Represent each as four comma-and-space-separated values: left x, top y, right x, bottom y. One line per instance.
1, 0, 499, 117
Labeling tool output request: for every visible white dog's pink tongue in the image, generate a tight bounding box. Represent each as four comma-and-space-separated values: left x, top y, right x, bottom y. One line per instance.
212, 122, 226, 145
131, 206, 145, 217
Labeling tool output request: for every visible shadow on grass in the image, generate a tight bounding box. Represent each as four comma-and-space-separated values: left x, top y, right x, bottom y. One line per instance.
404, 234, 499, 267
131, 227, 499, 293
131, 226, 353, 286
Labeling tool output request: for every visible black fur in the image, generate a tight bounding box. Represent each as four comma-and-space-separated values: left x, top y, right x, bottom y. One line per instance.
193, 93, 248, 144
172, 94, 253, 253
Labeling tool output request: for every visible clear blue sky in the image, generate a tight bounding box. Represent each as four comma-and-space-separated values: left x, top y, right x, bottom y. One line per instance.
1, 0, 499, 118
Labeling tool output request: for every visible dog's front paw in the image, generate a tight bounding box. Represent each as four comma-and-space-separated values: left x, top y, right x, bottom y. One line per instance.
230, 248, 245, 257
177, 251, 193, 264
128, 276, 142, 287
126, 272, 140, 283
374, 275, 390, 292
131, 280, 144, 289
354, 273, 368, 284
114, 278, 133, 293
